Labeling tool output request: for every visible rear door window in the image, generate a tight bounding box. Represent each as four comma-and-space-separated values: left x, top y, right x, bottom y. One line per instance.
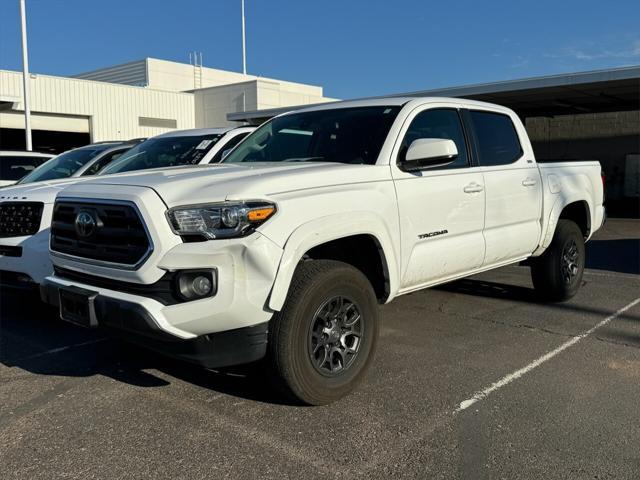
469, 111, 523, 166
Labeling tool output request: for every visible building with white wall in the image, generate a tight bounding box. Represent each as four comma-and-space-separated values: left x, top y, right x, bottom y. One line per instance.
0, 57, 334, 153
193, 77, 330, 127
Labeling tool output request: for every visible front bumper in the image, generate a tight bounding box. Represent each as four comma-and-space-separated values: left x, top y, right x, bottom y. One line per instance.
47, 230, 283, 338
40, 278, 269, 368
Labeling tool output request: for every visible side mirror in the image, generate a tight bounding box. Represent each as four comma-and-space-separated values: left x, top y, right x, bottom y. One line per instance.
401, 138, 458, 172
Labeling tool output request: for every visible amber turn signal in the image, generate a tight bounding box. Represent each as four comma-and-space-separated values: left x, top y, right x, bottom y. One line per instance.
248, 207, 275, 222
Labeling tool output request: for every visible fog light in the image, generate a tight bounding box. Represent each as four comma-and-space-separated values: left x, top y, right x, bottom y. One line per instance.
191, 275, 212, 296
175, 270, 217, 301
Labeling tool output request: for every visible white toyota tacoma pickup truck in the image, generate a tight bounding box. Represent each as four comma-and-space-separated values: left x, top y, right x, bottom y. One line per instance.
41, 97, 605, 405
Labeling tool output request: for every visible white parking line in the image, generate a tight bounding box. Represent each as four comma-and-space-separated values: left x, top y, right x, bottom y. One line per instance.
13, 338, 107, 362
456, 297, 640, 412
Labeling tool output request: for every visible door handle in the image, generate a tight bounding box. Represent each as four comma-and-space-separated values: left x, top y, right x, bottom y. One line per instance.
522, 178, 537, 187
463, 183, 484, 193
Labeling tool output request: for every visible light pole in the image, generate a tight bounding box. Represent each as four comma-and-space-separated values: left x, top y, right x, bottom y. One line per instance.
241, 0, 247, 75
19, 0, 32, 151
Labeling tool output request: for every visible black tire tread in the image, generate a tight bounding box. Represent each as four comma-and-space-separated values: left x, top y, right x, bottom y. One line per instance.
267, 259, 378, 405
531, 219, 585, 302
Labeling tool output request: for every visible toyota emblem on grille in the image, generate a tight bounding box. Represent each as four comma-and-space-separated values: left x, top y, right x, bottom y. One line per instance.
74, 211, 97, 238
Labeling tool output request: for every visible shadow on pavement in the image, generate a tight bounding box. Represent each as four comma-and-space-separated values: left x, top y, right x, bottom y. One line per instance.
437, 278, 640, 322
585, 239, 640, 275
0, 292, 293, 406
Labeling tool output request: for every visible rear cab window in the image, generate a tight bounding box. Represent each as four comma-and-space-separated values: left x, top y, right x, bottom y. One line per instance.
469, 110, 523, 166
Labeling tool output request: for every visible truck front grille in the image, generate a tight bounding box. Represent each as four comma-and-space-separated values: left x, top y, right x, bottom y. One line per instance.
0, 202, 44, 237
50, 201, 151, 267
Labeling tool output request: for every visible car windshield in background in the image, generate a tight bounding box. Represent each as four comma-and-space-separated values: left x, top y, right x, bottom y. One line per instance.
223, 106, 402, 165
101, 134, 223, 175
18, 147, 112, 184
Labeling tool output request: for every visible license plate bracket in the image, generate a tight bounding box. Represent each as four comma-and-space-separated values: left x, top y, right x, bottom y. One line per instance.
59, 286, 99, 328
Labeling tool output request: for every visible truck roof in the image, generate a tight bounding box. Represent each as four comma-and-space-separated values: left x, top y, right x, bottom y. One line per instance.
280, 96, 516, 116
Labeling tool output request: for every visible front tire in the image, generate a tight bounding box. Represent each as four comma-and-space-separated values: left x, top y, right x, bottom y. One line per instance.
267, 260, 379, 405
530, 219, 585, 302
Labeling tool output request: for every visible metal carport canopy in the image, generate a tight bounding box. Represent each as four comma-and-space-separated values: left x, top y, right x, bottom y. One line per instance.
228, 65, 640, 123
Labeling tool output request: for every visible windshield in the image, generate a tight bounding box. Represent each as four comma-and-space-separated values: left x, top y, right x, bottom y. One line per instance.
18, 146, 112, 184
101, 134, 223, 175
223, 106, 401, 165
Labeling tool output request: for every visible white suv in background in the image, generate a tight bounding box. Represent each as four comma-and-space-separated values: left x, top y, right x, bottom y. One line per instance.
99, 127, 255, 175
17, 141, 143, 185
0, 126, 254, 290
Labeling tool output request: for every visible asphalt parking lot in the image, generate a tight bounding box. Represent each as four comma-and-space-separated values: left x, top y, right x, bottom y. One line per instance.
1, 218, 639, 479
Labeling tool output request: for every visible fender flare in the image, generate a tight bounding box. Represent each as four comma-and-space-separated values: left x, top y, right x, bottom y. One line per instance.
534, 195, 592, 255
267, 211, 400, 311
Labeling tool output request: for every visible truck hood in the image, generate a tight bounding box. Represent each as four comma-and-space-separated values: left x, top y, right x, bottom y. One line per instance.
67, 162, 390, 207
0, 176, 91, 204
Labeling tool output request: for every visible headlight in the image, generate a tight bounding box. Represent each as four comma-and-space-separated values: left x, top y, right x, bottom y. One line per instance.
166, 201, 276, 239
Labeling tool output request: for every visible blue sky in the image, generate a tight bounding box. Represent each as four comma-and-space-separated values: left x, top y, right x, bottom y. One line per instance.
1, 0, 639, 99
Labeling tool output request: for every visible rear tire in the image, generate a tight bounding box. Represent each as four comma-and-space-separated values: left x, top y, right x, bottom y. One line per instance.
530, 219, 585, 302
267, 260, 379, 405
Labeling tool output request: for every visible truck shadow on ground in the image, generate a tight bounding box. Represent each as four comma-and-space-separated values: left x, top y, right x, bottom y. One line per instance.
436, 277, 640, 322
0, 292, 295, 406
